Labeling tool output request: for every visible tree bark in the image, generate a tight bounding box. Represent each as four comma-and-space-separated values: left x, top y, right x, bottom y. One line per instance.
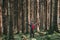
2, 0, 8, 35
26, 0, 28, 33
39, 0, 44, 31
14, 0, 19, 33
44, 0, 47, 31
22, 0, 25, 33
49, 0, 59, 34
7, 0, 14, 40
53, 0, 59, 32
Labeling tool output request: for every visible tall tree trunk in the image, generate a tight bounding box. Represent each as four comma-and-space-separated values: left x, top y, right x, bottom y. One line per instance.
0, 0, 2, 36
14, 0, 18, 33
30, 0, 34, 21
49, 0, 53, 34
47, 0, 50, 31
17, 0, 21, 33
39, 0, 44, 31
34, 0, 37, 32
53, 0, 59, 32
7, 0, 14, 40
49, 0, 59, 34
24, 0, 27, 33
26, 0, 28, 33
11, 0, 15, 34
22, 0, 25, 33
28, 0, 30, 33
44, 0, 47, 31
36, 0, 40, 32
2, 0, 8, 35
34, 0, 37, 23
57, 0, 60, 30
18, 0, 23, 33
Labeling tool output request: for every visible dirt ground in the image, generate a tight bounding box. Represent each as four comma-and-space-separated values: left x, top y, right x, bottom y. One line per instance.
0, 37, 2, 40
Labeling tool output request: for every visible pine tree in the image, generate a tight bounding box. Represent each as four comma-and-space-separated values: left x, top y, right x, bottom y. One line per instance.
22, 0, 25, 33
26, 0, 28, 34
53, 0, 59, 32
14, 0, 19, 33
49, 0, 59, 34
7, 0, 14, 40
2, 0, 7, 35
39, 0, 44, 31
34, 0, 37, 31
44, 0, 47, 31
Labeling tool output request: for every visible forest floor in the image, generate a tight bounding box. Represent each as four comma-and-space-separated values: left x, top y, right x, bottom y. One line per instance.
0, 36, 2, 40
14, 32, 60, 40
2, 32, 60, 40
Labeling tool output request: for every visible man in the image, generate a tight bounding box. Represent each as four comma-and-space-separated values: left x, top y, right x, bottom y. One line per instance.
29, 21, 37, 38
30, 22, 35, 38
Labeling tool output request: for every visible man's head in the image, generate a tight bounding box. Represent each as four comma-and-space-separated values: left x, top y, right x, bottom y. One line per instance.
31, 21, 34, 24
31, 19, 34, 24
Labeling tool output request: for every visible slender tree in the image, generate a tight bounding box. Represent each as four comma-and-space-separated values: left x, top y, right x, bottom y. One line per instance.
36, 0, 40, 32
2, 0, 8, 35
0, 0, 2, 36
28, 0, 30, 33
34, 0, 37, 23
39, 0, 44, 31
7, 0, 14, 40
24, 0, 27, 33
11, 0, 15, 34
44, 0, 47, 31
48, 0, 53, 34
14, 0, 19, 34
22, 0, 25, 33
49, 0, 59, 34
30, 0, 34, 21
34, 0, 37, 31
17, 0, 21, 34
53, 0, 59, 32
26, 0, 28, 33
